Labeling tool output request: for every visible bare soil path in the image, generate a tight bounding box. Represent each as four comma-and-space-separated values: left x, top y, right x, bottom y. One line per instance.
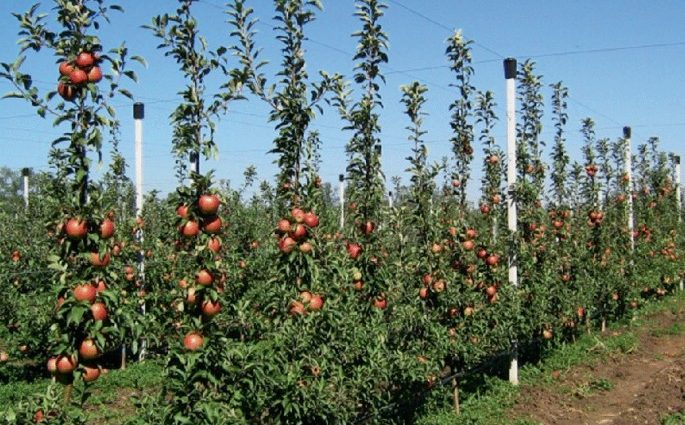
512, 304, 685, 425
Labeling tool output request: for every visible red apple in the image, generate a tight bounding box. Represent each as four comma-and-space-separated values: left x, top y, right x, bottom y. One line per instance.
308, 295, 324, 311
183, 332, 204, 351
83, 365, 101, 382
201, 299, 221, 318
89, 251, 110, 268
279, 237, 297, 254
196, 269, 213, 286
303, 212, 319, 228
65, 218, 88, 240
90, 302, 108, 321
277, 219, 291, 233
198, 194, 220, 216
207, 237, 221, 253
74, 284, 97, 303
346, 242, 362, 259
56, 354, 77, 374
202, 216, 222, 234
78, 339, 100, 360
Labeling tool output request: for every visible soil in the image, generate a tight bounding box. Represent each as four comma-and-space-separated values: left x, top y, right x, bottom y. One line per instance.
511, 304, 685, 425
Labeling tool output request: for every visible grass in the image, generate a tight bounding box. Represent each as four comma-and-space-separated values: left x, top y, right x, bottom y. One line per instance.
415, 293, 685, 425
572, 378, 613, 398
661, 412, 685, 425
651, 322, 684, 337
0, 360, 163, 425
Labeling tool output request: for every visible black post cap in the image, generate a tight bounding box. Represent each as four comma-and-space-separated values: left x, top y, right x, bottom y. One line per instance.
504, 58, 517, 79
623, 126, 631, 138
21, 167, 30, 177
675, 155, 681, 165
338, 174, 344, 182
133, 102, 144, 119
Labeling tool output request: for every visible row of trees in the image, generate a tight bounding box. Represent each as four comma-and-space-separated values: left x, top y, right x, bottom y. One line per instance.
0, 0, 682, 423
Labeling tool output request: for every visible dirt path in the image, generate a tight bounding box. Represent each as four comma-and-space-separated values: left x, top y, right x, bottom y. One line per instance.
512, 305, 685, 425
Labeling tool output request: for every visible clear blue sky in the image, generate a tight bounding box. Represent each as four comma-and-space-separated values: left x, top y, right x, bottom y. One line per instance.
0, 0, 683, 199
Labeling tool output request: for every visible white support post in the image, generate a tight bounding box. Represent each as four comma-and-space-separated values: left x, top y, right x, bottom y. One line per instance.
21, 168, 29, 209
388, 191, 394, 208
134, 102, 146, 360
339, 174, 345, 229
504, 57, 519, 386
675, 154, 682, 290
675, 155, 682, 223
624, 127, 635, 253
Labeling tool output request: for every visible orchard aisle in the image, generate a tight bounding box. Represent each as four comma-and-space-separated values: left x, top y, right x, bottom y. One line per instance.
510, 299, 685, 425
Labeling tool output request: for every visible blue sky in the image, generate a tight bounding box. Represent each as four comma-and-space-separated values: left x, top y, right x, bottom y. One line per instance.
0, 0, 683, 200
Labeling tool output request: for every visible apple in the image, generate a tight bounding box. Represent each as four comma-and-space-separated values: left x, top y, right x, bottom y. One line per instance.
56, 354, 77, 374
465, 228, 477, 239
289, 300, 306, 316
176, 204, 189, 218
303, 212, 319, 228
207, 237, 221, 253
186, 287, 197, 305
47, 357, 57, 373
290, 224, 308, 241
87, 66, 102, 83
95, 280, 106, 293
91, 302, 108, 321
432, 280, 445, 293
360, 221, 375, 235
65, 218, 88, 240
198, 194, 220, 216
75, 52, 95, 68
89, 251, 110, 268
372, 297, 387, 310
299, 242, 313, 254
83, 365, 101, 382
69, 68, 88, 85
183, 332, 204, 351
462, 240, 475, 251
291, 207, 305, 223
78, 339, 100, 360
201, 299, 221, 318
279, 237, 297, 254
202, 216, 222, 234
196, 269, 213, 286
419, 287, 429, 299
180, 220, 200, 238
277, 219, 291, 233
59, 61, 75, 76
346, 242, 362, 260
308, 295, 324, 311
74, 284, 97, 303
485, 254, 500, 267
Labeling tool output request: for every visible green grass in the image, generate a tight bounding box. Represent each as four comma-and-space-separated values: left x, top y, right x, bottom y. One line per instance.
572, 378, 613, 398
661, 412, 685, 425
0, 360, 163, 425
651, 322, 684, 337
